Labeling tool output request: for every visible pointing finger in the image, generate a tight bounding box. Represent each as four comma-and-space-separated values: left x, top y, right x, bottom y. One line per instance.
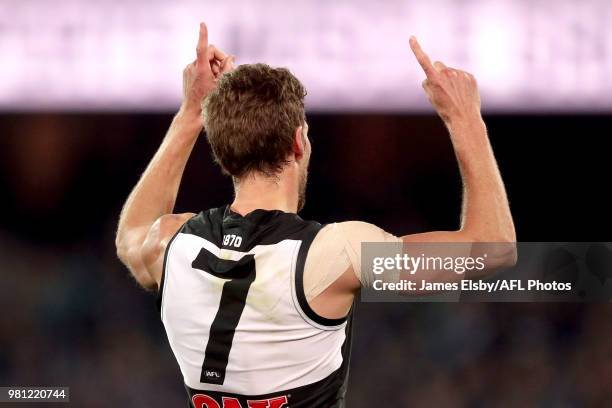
409, 36, 436, 78
196, 22, 209, 65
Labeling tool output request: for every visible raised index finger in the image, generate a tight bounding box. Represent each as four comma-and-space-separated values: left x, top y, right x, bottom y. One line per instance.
409, 36, 436, 78
196, 22, 209, 65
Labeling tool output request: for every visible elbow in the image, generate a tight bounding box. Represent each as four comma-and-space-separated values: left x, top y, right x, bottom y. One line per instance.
492, 242, 518, 269
115, 228, 158, 291
133, 272, 158, 291
469, 240, 517, 279
483, 240, 517, 271
115, 232, 129, 267
115, 224, 137, 266
115, 240, 157, 291
487, 228, 517, 269
463, 226, 518, 271
494, 225, 517, 268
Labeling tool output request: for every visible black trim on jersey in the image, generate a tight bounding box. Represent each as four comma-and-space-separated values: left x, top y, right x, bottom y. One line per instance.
181, 206, 323, 251
187, 364, 349, 408
185, 310, 354, 407
174, 206, 350, 327
156, 227, 183, 313
161, 205, 355, 407
336, 308, 355, 403
294, 223, 349, 327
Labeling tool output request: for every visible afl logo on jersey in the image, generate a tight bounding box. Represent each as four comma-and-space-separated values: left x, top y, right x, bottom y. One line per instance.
192, 393, 288, 408
203, 370, 221, 379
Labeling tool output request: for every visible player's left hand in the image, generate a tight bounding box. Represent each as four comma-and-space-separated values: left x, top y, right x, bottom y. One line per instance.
409, 36, 481, 129
180, 22, 235, 118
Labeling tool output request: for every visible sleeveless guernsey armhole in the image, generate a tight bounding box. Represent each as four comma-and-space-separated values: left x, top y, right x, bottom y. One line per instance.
160, 207, 353, 404
291, 223, 349, 330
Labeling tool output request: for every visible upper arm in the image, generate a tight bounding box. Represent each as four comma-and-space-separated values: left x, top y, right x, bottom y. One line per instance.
402, 230, 517, 273
339, 223, 516, 286
332, 221, 403, 290
305, 221, 399, 320
116, 212, 195, 290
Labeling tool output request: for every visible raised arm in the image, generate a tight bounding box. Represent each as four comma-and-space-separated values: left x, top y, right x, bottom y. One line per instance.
294, 38, 518, 309
115, 22, 235, 290
405, 37, 516, 262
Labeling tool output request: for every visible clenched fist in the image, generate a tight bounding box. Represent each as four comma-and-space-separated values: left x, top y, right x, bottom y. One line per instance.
181, 22, 235, 117
409, 36, 481, 129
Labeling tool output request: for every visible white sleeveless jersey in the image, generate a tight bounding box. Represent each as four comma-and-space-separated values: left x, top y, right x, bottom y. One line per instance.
158, 206, 353, 408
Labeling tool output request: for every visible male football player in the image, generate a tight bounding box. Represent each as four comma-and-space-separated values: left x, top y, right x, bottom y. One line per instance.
116, 22, 515, 407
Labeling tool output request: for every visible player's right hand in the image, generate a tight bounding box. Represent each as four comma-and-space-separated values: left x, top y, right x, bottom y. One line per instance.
181, 22, 235, 117
409, 36, 481, 128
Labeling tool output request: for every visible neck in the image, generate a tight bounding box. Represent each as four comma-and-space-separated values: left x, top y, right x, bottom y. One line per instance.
231, 168, 299, 215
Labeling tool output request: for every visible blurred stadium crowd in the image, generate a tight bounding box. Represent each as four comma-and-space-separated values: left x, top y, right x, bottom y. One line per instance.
0, 113, 610, 407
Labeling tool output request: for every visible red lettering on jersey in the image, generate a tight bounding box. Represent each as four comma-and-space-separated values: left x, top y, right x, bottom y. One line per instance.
247, 396, 289, 408
222, 397, 243, 408
192, 394, 221, 408
192, 393, 288, 408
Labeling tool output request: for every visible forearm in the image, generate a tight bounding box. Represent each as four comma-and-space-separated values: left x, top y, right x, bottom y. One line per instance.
449, 117, 515, 242
404, 37, 516, 272
116, 109, 202, 243
114, 22, 233, 290
403, 117, 516, 274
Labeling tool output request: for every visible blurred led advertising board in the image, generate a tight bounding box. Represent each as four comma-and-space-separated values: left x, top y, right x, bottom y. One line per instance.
1, 0, 610, 112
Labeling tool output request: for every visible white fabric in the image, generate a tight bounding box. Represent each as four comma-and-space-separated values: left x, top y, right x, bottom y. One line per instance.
161, 233, 346, 395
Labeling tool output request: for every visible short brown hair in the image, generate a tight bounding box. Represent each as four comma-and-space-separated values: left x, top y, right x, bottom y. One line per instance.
203, 63, 307, 177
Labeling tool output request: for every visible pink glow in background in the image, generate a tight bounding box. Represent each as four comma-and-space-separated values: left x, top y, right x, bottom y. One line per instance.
1, 0, 611, 112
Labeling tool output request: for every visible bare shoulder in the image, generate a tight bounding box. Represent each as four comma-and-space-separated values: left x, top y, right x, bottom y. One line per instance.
334, 221, 400, 242
142, 212, 196, 286
308, 221, 400, 295
151, 213, 196, 245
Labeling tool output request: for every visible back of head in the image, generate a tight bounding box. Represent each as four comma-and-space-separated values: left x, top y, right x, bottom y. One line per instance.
203, 64, 307, 178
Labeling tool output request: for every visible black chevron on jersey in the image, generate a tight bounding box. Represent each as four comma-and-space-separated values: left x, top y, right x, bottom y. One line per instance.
158, 205, 353, 408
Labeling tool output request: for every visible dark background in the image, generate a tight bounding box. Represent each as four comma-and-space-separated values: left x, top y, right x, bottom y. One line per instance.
0, 112, 611, 406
